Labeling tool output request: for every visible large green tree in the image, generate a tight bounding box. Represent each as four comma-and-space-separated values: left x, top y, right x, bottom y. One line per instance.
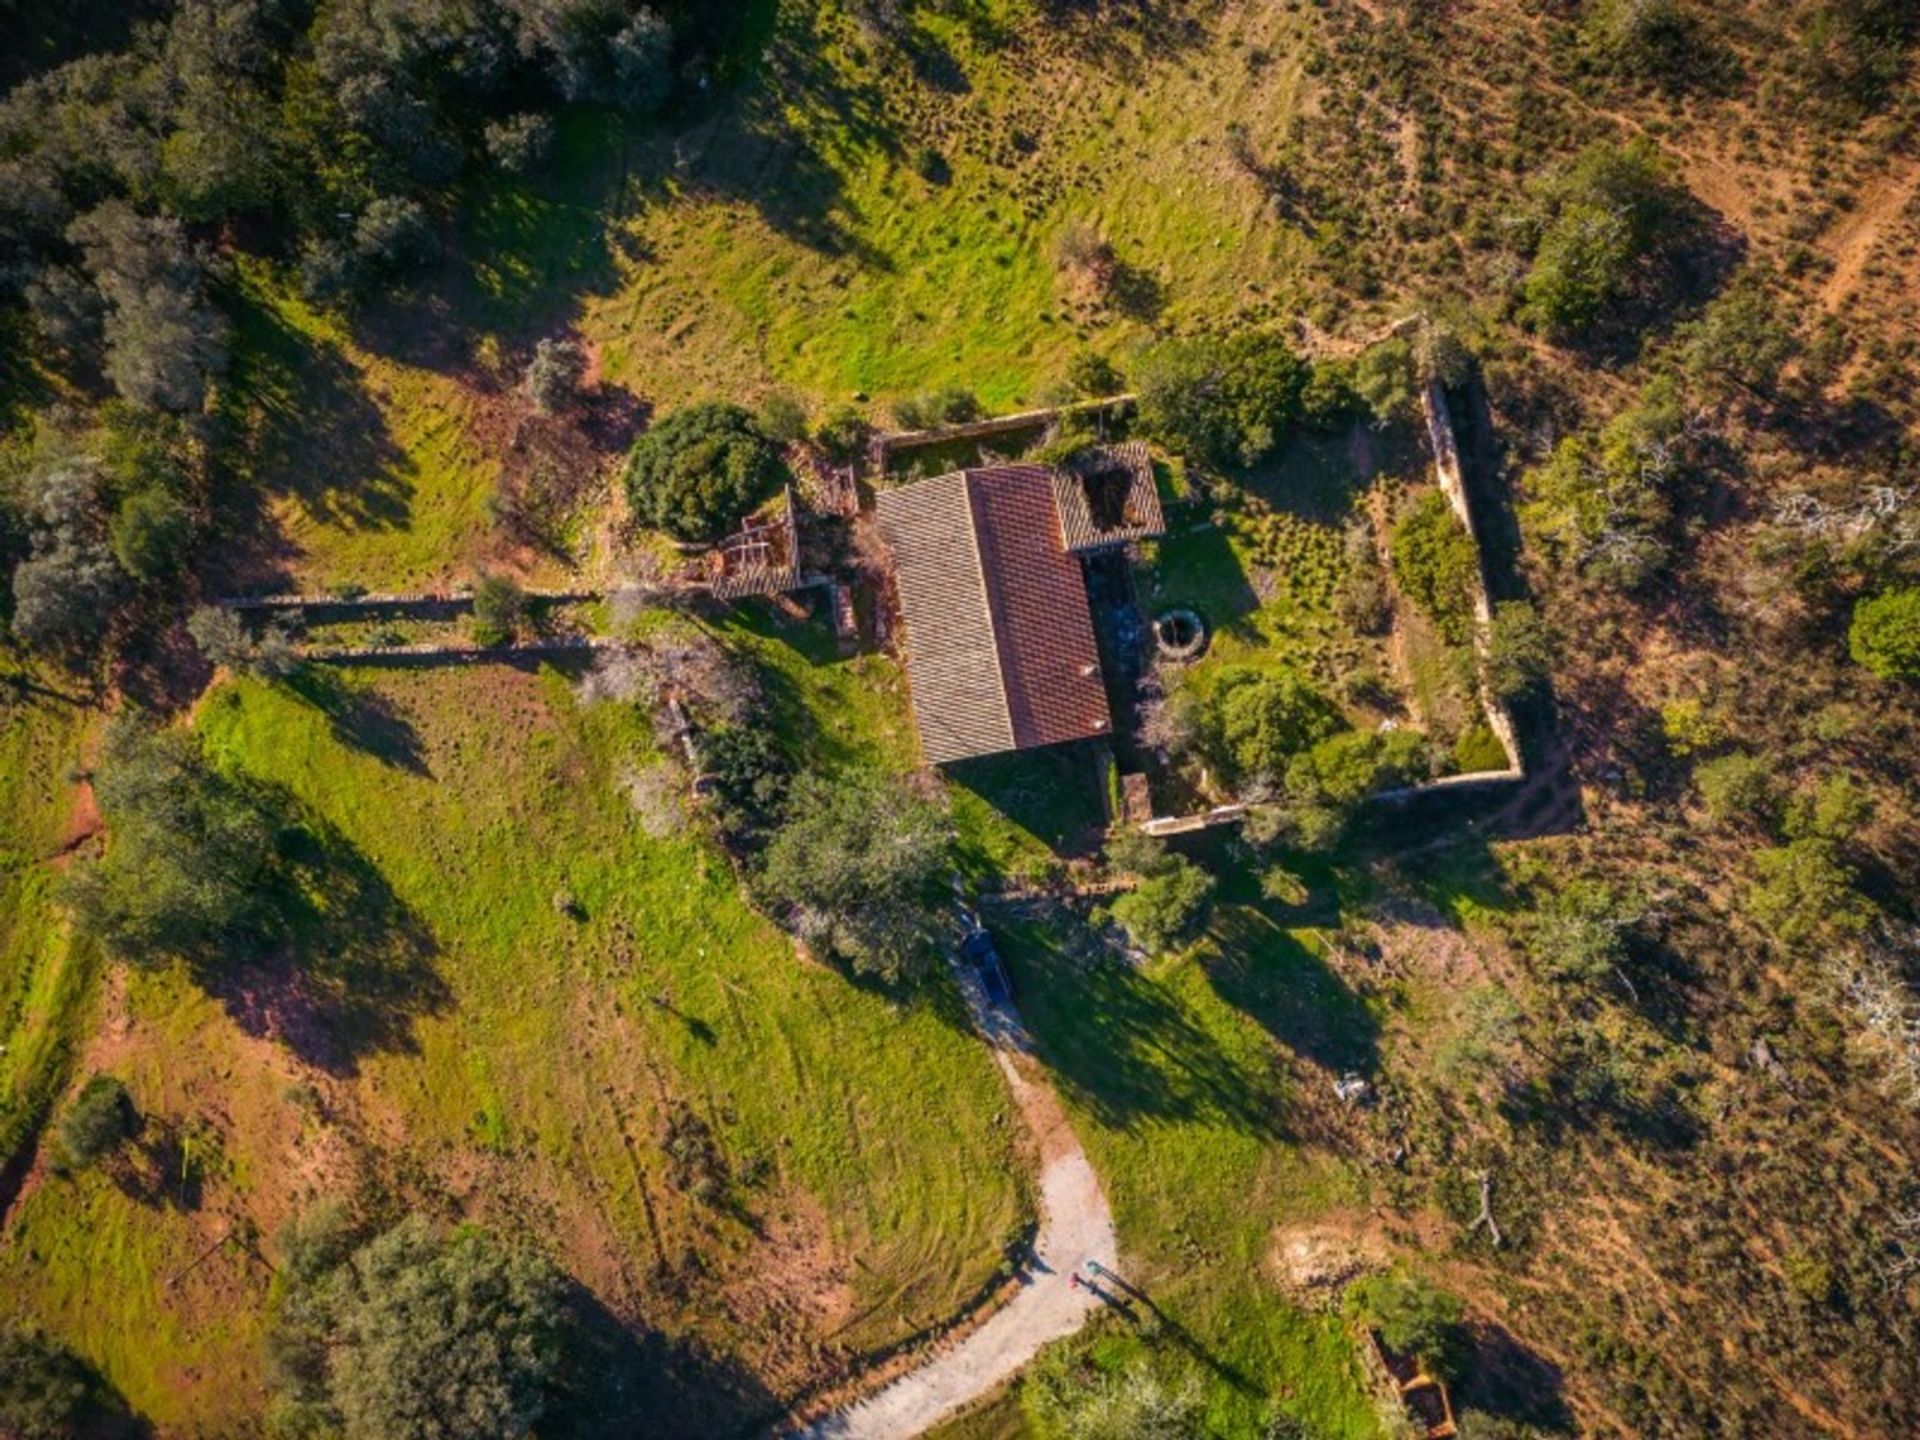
271, 1214, 572, 1440
64, 715, 276, 960
757, 769, 951, 982
623, 402, 782, 543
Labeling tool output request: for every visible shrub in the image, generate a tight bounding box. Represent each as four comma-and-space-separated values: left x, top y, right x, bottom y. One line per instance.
187, 605, 299, 678
1299, 358, 1361, 429
1659, 697, 1723, 757
1206, 666, 1343, 783
1350, 336, 1417, 424
1584, 0, 1699, 87
268, 1214, 571, 1440
54, 1074, 135, 1171
1694, 752, 1776, 826
351, 196, 439, 280
1289, 727, 1430, 807
1135, 331, 1307, 469
1849, 588, 1920, 680
482, 113, 554, 174
892, 386, 980, 430
757, 392, 809, 445
695, 723, 790, 839
109, 487, 192, 581
624, 402, 781, 542
1522, 140, 1682, 339
1453, 724, 1510, 773
1391, 491, 1479, 645
1484, 599, 1554, 703
1346, 1271, 1468, 1380
471, 574, 526, 646
814, 406, 872, 463
1749, 839, 1872, 946
1782, 771, 1874, 844
1523, 383, 1684, 590
1107, 837, 1216, 956
1679, 275, 1798, 398
524, 338, 586, 414
757, 770, 950, 983
1067, 350, 1123, 397
1523, 880, 1634, 986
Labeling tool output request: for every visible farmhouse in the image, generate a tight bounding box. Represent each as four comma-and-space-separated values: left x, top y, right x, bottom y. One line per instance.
876, 443, 1163, 765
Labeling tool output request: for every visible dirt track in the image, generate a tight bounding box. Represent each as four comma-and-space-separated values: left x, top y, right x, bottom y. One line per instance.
791, 968, 1117, 1440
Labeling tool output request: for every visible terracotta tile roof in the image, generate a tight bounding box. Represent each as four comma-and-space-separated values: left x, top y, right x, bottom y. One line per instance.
1051, 441, 1165, 552
877, 467, 1112, 765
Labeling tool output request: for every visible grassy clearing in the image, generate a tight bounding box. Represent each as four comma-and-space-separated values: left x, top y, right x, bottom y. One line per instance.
583, 2, 1315, 410
2, 619, 1023, 1432
218, 262, 510, 593
994, 899, 1385, 1438
0, 654, 96, 1172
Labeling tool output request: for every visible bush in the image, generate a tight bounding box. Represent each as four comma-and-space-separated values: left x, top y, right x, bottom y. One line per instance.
109, 486, 192, 582
814, 406, 872, 464
1453, 724, 1510, 773
524, 338, 586, 414
1694, 752, 1776, 826
1106, 836, 1217, 956
892, 386, 980, 431
1299, 358, 1361, 429
55, 1074, 135, 1171
1749, 839, 1872, 946
1484, 600, 1554, 703
1849, 588, 1920, 680
624, 403, 781, 542
1206, 666, 1343, 784
1523, 382, 1684, 590
1584, 0, 1699, 87
268, 1214, 571, 1440
187, 605, 300, 678
1067, 350, 1123, 397
1391, 491, 1479, 645
1289, 727, 1430, 807
1523, 880, 1634, 986
483, 114, 554, 174
1346, 1271, 1468, 1380
1135, 331, 1307, 469
695, 723, 790, 839
757, 770, 950, 983
471, 574, 526, 646
757, 391, 809, 445
351, 196, 439, 280
1782, 771, 1874, 844
1679, 275, 1798, 398
1522, 140, 1682, 339
1350, 336, 1417, 423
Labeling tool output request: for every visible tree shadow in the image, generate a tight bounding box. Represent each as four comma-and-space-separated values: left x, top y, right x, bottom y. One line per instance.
1106, 260, 1166, 323
638, 7, 904, 272
283, 668, 431, 776
997, 917, 1291, 1139
209, 285, 414, 592
559, 1283, 779, 1440
947, 744, 1109, 861
206, 792, 447, 1077
1454, 1320, 1575, 1434
1201, 903, 1381, 1076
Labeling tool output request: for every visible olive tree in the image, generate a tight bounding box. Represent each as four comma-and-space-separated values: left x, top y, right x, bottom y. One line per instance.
270, 1213, 572, 1440
757, 770, 951, 982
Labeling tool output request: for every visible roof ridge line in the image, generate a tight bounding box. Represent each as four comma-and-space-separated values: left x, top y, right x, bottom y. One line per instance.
960, 470, 1018, 752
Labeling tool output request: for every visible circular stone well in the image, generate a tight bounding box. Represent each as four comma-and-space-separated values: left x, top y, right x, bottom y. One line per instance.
1153, 608, 1207, 661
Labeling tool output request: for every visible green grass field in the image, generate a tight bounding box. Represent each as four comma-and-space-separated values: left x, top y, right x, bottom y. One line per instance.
995, 902, 1387, 1439
0, 624, 1025, 1433
0, 655, 96, 1177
